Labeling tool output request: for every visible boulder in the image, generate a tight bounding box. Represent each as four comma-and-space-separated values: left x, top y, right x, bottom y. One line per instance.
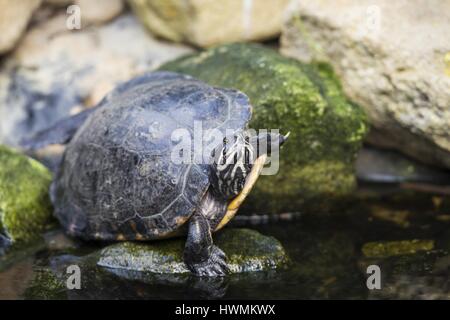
160, 43, 368, 213
22, 228, 289, 299
281, 0, 450, 169
0, 0, 42, 54
128, 0, 291, 47
356, 147, 450, 185
0, 146, 53, 247
23, 267, 67, 300
362, 240, 435, 258
360, 250, 450, 299
97, 228, 289, 274
0, 14, 193, 147
75, 0, 124, 24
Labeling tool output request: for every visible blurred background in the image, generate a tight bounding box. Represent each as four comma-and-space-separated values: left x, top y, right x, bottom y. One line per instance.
0, 0, 450, 300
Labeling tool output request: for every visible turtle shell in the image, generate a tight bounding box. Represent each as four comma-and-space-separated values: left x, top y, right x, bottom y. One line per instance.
52, 72, 252, 240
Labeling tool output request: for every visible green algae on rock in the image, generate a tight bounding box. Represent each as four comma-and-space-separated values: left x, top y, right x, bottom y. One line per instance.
362, 240, 435, 259
359, 248, 450, 300
22, 267, 67, 300
359, 250, 450, 300
98, 241, 188, 274
0, 145, 53, 246
159, 43, 368, 213
22, 252, 246, 299
97, 228, 289, 274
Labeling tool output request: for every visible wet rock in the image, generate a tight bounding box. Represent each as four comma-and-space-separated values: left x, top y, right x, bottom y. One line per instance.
99, 242, 188, 274
97, 228, 289, 274
23, 266, 67, 300
0, 0, 42, 54
356, 147, 450, 185
128, 0, 290, 47
360, 250, 450, 299
0, 14, 193, 147
362, 240, 434, 258
23, 258, 231, 299
281, 0, 450, 169
370, 275, 450, 300
160, 43, 368, 213
22, 229, 288, 299
0, 145, 53, 247
369, 205, 411, 229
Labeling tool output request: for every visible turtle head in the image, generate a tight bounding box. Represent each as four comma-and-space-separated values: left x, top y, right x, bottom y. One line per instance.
211, 131, 289, 200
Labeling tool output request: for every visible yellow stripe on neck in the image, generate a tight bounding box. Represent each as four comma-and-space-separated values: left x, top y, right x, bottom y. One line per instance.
214, 154, 267, 232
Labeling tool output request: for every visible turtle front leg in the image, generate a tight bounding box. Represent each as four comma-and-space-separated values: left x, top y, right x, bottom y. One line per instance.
184, 191, 229, 276
184, 213, 229, 276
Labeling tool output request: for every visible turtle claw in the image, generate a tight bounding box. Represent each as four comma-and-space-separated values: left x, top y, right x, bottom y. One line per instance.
188, 246, 230, 277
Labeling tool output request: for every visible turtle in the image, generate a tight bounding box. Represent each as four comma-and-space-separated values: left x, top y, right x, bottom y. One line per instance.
22, 71, 288, 276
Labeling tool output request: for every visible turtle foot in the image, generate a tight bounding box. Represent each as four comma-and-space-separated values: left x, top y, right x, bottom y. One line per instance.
187, 246, 230, 277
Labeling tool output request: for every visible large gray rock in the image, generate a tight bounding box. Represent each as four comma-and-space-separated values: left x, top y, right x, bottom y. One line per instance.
128, 0, 291, 47
281, 0, 450, 169
0, 14, 192, 146
0, 0, 42, 54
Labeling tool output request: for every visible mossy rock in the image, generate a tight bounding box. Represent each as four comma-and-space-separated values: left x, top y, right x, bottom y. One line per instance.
22, 229, 288, 299
22, 267, 67, 300
159, 43, 368, 213
362, 240, 435, 259
0, 145, 53, 247
359, 250, 450, 299
97, 228, 289, 274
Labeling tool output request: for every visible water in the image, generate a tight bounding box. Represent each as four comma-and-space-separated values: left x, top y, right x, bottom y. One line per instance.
1, 184, 450, 299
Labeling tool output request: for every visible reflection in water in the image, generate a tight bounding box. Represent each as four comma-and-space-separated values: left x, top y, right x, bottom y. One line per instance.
1, 183, 450, 299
